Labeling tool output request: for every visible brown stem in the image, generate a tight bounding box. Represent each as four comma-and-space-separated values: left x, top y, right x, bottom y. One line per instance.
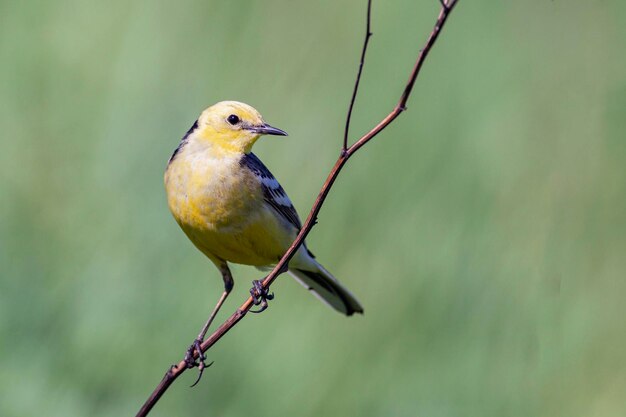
343, 0, 373, 152
136, 1, 460, 415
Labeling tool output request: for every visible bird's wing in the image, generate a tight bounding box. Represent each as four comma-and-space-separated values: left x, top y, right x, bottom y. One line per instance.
240, 152, 302, 231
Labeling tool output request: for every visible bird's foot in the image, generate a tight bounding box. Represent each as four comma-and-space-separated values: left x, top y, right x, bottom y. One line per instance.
249, 280, 274, 313
184, 338, 214, 387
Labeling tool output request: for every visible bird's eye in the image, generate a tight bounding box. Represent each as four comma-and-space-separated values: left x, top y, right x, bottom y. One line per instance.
227, 114, 240, 125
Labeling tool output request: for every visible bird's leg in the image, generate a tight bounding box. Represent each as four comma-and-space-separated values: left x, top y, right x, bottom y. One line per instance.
184, 264, 233, 384
249, 279, 274, 314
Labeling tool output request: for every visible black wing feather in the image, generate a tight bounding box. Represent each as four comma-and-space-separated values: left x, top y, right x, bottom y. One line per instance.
168, 120, 198, 164
240, 153, 302, 231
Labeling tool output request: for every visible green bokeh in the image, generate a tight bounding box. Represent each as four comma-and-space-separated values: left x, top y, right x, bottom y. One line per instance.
1, 1, 625, 416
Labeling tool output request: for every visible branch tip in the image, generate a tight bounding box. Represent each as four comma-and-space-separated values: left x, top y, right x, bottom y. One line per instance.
343, 0, 374, 150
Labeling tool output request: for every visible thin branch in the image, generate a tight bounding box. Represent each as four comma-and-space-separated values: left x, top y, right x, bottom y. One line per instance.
136, 1, 460, 415
343, 0, 373, 152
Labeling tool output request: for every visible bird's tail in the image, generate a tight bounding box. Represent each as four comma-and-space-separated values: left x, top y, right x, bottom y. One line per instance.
288, 262, 364, 316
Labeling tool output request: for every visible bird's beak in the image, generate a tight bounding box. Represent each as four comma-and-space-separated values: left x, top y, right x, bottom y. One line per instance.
247, 123, 288, 136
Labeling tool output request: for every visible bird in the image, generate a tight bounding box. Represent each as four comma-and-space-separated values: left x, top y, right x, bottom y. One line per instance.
164, 101, 363, 369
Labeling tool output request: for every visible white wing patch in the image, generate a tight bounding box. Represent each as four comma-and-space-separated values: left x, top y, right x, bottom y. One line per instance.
261, 177, 293, 207
240, 153, 302, 230
261, 177, 280, 189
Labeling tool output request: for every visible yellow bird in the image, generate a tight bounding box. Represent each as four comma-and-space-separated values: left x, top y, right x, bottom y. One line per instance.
164, 101, 363, 365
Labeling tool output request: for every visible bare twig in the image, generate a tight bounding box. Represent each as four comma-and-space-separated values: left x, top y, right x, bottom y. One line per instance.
136, 1, 459, 415
343, 0, 373, 152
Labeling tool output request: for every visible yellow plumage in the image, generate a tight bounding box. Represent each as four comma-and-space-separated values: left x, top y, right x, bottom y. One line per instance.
164, 101, 363, 363
166, 151, 290, 266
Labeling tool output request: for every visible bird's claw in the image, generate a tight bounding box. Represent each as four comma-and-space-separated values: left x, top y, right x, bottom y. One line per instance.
184, 339, 204, 368
249, 280, 274, 313
184, 339, 213, 387
190, 359, 213, 388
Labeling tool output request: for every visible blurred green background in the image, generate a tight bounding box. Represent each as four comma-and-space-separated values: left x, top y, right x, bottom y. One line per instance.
1, 0, 625, 416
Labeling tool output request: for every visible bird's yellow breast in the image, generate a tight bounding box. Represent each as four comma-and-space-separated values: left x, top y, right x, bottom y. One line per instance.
164, 146, 293, 266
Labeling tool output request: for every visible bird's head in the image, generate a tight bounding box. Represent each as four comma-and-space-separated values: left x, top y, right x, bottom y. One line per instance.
194, 101, 287, 154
